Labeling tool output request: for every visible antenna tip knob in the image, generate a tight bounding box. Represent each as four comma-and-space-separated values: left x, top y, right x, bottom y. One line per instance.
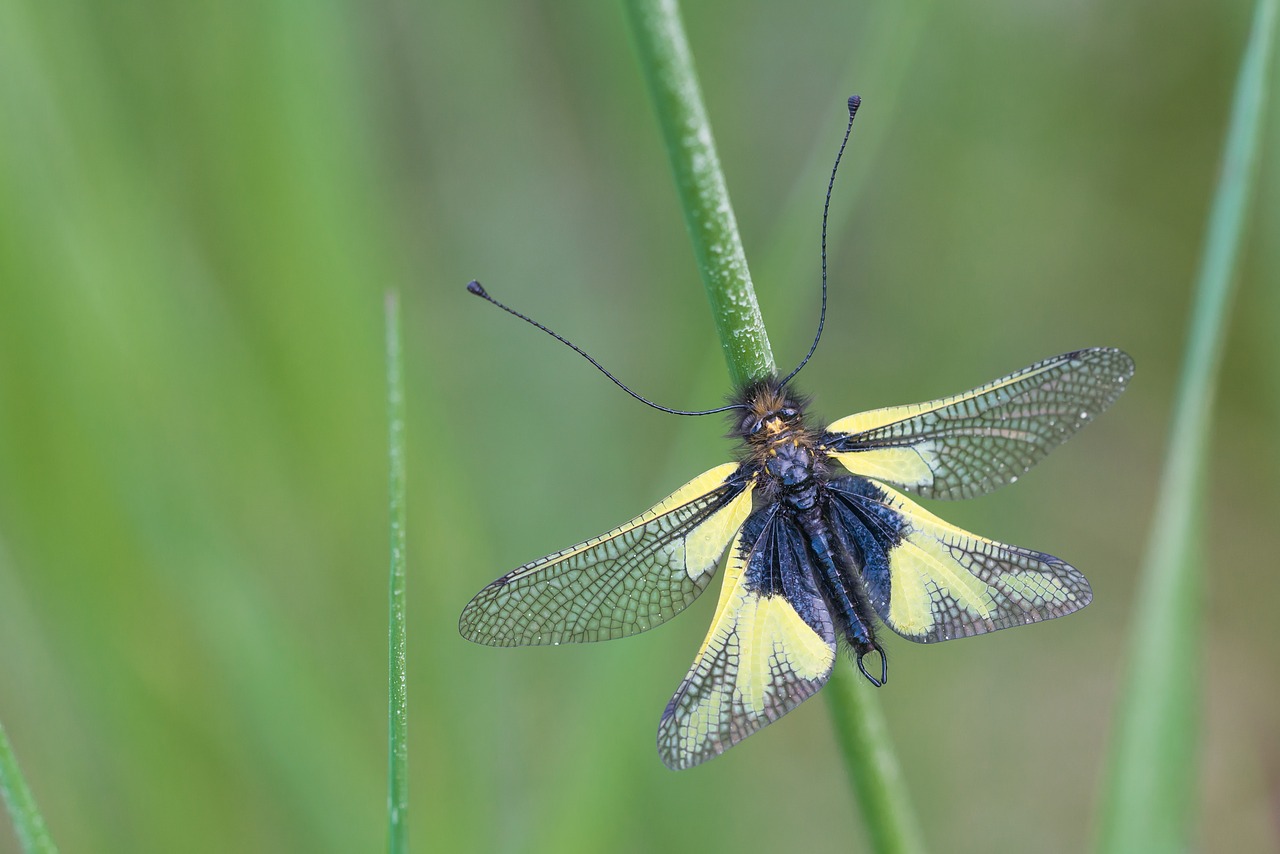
466, 280, 488, 298
847, 95, 861, 115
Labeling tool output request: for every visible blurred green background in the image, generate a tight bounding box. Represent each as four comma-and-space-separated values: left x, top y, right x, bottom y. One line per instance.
1, 1, 1277, 851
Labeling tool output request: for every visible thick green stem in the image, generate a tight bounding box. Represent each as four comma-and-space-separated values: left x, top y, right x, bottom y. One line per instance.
827, 668, 926, 854
1096, 0, 1277, 850
385, 291, 408, 854
623, 0, 775, 386
623, 2, 924, 851
0, 721, 57, 853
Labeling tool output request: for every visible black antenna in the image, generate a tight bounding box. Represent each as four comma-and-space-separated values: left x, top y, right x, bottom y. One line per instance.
779, 94, 862, 388
466, 281, 747, 416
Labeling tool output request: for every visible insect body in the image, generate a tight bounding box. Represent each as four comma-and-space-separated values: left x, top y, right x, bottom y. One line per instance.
461, 350, 1132, 768
459, 96, 1134, 769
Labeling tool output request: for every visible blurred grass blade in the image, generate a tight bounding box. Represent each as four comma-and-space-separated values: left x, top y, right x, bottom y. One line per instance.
623, 2, 924, 850
0, 721, 57, 853
1096, 0, 1278, 850
386, 291, 408, 854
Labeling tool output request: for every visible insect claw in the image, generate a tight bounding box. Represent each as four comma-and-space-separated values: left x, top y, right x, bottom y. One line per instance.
856, 644, 888, 687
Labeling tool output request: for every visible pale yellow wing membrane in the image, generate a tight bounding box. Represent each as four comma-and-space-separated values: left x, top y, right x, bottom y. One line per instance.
824, 347, 1134, 499
460, 463, 755, 646
826, 478, 1091, 644
657, 510, 836, 770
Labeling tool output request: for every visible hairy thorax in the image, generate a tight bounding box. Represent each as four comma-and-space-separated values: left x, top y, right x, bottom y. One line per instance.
732, 377, 831, 510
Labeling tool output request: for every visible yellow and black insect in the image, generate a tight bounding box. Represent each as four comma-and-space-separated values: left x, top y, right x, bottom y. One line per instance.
460, 97, 1133, 770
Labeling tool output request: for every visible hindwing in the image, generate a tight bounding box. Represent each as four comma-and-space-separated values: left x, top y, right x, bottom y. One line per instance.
460, 463, 755, 646
657, 507, 837, 770
826, 476, 1091, 644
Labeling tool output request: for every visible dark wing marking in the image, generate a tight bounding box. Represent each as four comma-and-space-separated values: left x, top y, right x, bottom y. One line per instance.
459, 463, 755, 646
823, 347, 1134, 499
827, 476, 1092, 643
657, 507, 836, 770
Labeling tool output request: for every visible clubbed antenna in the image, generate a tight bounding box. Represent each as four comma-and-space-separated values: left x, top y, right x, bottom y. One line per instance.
779, 94, 862, 388
466, 281, 747, 416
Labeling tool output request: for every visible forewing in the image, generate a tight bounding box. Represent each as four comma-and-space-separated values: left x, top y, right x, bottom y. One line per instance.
823, 347, 1134, 499
657, 508, 837, 770
827, 477, 1091, 644
459, 463, 755, 646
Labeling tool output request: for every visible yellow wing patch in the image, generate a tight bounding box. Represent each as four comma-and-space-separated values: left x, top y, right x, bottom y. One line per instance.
658, 522, 836, 770
460, 463, 754, 646
829, 444, 938, 491
885, 525, 994, 637
733, 595, 835, 713
867, 484, 1092, 643
679, 475, 755, 582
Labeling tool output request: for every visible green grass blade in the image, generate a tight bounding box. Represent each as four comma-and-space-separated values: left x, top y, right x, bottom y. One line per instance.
0, 721, 57, 854
622, 0, 775, 387
622, 1, 925, 850
1096, 0, 1278, 850
385, 291, 408, 854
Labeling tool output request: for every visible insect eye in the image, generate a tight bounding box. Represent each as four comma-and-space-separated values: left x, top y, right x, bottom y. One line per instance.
748, 419, 764, 435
